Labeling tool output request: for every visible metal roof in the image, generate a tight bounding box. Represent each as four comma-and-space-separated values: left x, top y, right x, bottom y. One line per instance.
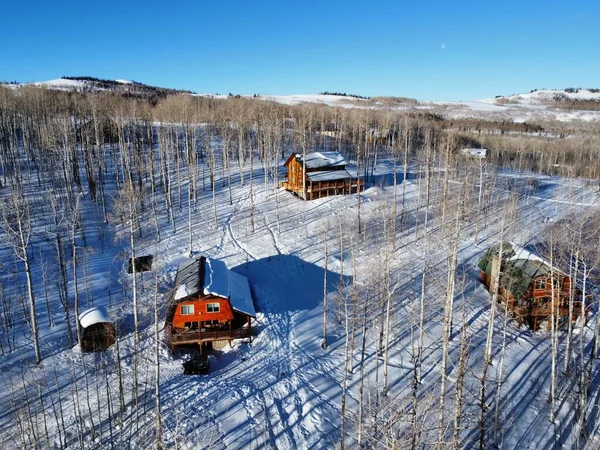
478, 242, 557, 299
306, 170, 353, 182
297, 151, 347, 169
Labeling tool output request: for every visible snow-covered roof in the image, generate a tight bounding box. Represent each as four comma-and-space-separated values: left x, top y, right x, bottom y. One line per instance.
478, 242, 567, 299
173, 258, 203, 300
460, 148, 488, 159
78, 307, 111, 328
203, 257, 230, 299
298, 152, 347, 169
508, 242, 547, 265
306, 170, 354, 182
230, 272, 256, 317
172, 257, 256, 317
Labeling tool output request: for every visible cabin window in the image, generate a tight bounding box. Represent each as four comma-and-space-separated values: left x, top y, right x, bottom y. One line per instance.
204, 320, 220, 327
181, 305, 194, 315
535, 279, 546, 290
207, 302, 220, 313
552, 278, 561, 290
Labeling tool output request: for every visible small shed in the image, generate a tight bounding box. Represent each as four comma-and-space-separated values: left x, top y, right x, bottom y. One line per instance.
78, 307, 116, 352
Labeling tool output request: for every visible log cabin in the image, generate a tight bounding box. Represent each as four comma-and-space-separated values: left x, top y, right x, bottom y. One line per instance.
165, 257, 256, 352
281, 151, 364, 200
478, 242, 589, 331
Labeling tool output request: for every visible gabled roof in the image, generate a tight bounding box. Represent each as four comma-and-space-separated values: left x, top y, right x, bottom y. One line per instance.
285, 151, 347, 169
173, 258, 204, 300
478, 242, 563, 299
172, 257, 256, 317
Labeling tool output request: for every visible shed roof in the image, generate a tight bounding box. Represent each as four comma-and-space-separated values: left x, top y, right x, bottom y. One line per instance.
307, 169, 353, 182
79, 307, 111, 329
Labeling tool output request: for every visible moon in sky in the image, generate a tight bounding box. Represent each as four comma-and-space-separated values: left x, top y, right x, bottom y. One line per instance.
441, 43, 446, 50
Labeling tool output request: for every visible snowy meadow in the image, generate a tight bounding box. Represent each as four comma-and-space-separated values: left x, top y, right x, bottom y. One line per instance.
1, 88, 600, 449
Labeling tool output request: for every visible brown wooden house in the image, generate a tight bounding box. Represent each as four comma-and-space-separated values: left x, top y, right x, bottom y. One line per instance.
281, 151, 364, 200
165, 257, 256, 352
478, 242, 589, 331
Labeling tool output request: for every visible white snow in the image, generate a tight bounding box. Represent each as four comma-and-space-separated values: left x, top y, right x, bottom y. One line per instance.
461, 148, 488, 158
174, 282, 192, 300
229, 271, 256, 317
1, 100, 600, 449
203, 257, 231, 299
78, 306, 111, 328
508, 242, 547, 264
115, 79, 133, 84
32, 78, 86, 88
302, 151, 347, 169
306, 169, 353, 182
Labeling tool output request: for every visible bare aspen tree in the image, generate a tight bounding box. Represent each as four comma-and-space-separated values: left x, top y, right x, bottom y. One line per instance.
400, 116, 410, 230
322, 228, 328, 350
357, 294, 368, 447
452, 283, 469, 450
437, 185, 463, 449
549, 230, 558, 423
153, 275, 163, 449
0, 188, 41, 364
47, 194, 74, 346
479, 215, 507, 450
68, 194, 83, 347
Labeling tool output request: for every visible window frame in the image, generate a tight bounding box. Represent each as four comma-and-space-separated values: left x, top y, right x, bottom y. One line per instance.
181, 304, 195, 315
206, 302, 220, 313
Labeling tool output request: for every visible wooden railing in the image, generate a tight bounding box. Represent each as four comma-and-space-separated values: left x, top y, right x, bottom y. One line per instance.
168, 327, 251, 344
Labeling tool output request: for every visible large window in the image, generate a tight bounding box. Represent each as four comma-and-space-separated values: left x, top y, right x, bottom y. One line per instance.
207, 302, 220, 313
181, 304, 194, 315
535, 279, 546, 290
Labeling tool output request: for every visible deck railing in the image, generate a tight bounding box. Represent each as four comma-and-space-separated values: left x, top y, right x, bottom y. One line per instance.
168, 327, 251, 344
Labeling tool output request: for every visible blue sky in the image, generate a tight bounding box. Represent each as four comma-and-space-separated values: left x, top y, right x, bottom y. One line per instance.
1, 0, 598, 101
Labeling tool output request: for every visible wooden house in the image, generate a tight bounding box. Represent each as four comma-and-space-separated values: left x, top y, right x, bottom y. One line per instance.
478, 242, 588, 331
281, 151, 364, 200
165, 257, 256, 352
78, 307, 116, 352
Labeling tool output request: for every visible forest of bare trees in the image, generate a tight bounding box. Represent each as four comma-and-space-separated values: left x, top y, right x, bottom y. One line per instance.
1, 84, 600, 449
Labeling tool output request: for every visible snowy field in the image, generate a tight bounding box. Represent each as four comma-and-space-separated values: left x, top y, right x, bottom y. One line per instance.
1, 124, 600, 450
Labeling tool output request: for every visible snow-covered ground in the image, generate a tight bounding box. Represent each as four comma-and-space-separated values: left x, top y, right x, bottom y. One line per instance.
1, 125, 600, 450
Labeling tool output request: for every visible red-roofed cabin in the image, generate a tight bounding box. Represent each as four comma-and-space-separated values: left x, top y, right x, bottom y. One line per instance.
165, 257, 256, 352
281, 151, 364, 200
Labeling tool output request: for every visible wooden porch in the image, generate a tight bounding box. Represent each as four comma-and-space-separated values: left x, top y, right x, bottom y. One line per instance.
165, 323, 252, 349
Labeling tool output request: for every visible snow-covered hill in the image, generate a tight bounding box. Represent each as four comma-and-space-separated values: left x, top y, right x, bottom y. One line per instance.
491, 88, 600, 105
3, 77, 600, 124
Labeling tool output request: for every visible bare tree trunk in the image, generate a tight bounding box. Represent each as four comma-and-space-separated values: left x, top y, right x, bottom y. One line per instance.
452, 293, 469, 450
322, 229, 328, 349
154, 275, 163, 449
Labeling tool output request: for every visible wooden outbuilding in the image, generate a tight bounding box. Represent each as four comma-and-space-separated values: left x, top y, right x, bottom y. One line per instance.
165, 257, 256, 352
281, 151, 364, 200
478, 242, 588, 331
78, 307, 116, 352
